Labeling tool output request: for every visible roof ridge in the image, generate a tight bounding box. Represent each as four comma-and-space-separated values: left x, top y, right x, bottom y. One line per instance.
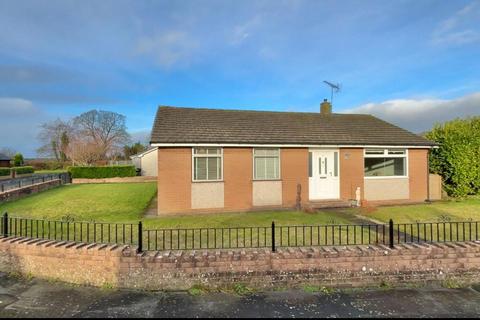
158, 105, 372, 117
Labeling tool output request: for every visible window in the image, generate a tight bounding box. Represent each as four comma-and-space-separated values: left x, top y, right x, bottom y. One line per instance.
364, 149, 407, 177
192, 148, 222, 181
254, 148, 280, 180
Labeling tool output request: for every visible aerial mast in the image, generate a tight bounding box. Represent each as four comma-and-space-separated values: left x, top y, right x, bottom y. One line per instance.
323, 81, 341, 106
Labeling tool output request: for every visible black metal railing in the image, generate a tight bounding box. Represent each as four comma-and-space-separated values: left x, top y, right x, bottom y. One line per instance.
0, 173, 70, 193
392, 220, 480, 244
1, 213, 479, 253
275, 224, 385, 248
2, 213, 138, 247
143, 226, 273, 251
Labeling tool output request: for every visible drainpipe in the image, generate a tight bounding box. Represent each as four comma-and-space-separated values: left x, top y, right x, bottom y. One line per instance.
426, 151, 430, 203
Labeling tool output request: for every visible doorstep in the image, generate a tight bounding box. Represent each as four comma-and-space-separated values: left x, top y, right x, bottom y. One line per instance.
305, 199, 353, 209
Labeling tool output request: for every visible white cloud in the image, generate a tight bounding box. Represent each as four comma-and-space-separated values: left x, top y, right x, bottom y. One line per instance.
135, 31, 199, 68
0, 97, 40, 116
344, 92, 480, 132
0, 98, 50, 157
432, 2, 480, 46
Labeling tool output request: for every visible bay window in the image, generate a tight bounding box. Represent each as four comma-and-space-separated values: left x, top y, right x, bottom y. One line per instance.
364, 149, 407, 177
192, 148, 223, 181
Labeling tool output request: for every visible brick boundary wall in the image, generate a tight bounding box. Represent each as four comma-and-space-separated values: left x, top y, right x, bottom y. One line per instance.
0, 237, 479, 290
0, 180, 61, 203
72, 176, 157, 184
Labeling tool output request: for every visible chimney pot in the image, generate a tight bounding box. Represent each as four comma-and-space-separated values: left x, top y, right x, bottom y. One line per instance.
320, 99, 332, 115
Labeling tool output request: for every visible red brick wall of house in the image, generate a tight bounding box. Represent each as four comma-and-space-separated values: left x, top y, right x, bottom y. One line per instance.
157, 147, 310, 214
157, 148, 191, 214
281, 148, 309, 208
339, 148, 364, 201
156, 147, 430, 214
224, 148, 253, 210
409, 149, 429, 202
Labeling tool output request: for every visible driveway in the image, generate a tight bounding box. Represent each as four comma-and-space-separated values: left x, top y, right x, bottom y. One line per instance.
0, 273, 480, 318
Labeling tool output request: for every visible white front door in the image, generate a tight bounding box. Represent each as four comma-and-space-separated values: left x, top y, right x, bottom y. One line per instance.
309, 149, 340, 200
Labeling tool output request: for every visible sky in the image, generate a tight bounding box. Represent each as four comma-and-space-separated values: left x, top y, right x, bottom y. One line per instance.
0, 0, 479, 157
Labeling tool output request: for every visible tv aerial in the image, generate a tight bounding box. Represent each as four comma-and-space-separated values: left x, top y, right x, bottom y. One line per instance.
323, 81, 341, 106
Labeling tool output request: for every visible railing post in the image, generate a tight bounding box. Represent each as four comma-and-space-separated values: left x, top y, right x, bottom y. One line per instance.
2, 212, 8, 237
389, 219, 394, 249
271, 221, 276, 252
137, 221, 143, 253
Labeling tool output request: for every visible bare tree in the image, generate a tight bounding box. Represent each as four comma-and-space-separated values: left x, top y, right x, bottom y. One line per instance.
72, 110, 130, 159
0, 147, 16, 158
65, 136, 104, 166
37, 119, 73, 162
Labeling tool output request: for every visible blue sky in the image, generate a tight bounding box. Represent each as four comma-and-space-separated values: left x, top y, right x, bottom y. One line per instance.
0, 0, 479, 157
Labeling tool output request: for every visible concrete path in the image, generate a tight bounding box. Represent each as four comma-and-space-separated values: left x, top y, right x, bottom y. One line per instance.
0, 273, 480, 318
144, 196, 158, 217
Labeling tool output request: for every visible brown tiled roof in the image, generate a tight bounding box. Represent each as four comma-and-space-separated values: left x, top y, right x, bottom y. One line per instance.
151, 106, 435, 146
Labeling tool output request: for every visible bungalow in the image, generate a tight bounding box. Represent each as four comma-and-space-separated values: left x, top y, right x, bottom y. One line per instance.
0, 153, 11, 168
150, 100, 436, 215
130, 147, 158, 177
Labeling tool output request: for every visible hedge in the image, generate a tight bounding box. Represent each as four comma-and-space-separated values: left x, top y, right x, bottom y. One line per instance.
0, 168, 10, 177
426, 116, 480, 197
68, 165, 137, 179
12, 166, 34, 175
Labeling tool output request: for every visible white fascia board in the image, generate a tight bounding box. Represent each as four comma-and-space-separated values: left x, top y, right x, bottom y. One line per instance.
151, 143, 435, 149
130, 147, 158, 159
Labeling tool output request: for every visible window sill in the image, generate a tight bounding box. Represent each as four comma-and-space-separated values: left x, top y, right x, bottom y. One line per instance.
364, 176, 408, 179
192, 180, 224, 183
253, 179, 282, 182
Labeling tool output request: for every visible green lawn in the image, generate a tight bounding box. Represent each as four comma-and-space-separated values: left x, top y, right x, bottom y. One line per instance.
34, 170, 68, 174
144, 210, 358, 228
0, 183, 374, 249
4, 183, 479, 249
356, 197, 480, 223
355, 198, 480, 243
0, 183, 158, 222
0, 183, 362, 229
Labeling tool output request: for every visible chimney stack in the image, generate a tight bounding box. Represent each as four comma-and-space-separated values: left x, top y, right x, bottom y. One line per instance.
320, 99, 332, 115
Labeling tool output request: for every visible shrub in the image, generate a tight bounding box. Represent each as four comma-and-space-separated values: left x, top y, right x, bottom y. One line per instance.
13, 153, 24, 167
0, 168, 10, 177
25, 159, 68, 171
12, 166, 34, 175
426, 116, 480, 197
68, 165, 136, 179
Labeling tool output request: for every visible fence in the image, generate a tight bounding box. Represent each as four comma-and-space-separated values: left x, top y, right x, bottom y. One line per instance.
1, 213, 479, 253
1, 214, 139, 246
0, 173, 71, 193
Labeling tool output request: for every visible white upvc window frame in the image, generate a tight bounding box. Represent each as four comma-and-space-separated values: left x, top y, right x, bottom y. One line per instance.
364, 148, 409, 179
191, 147, 224, 182
253, 148, 281, 181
